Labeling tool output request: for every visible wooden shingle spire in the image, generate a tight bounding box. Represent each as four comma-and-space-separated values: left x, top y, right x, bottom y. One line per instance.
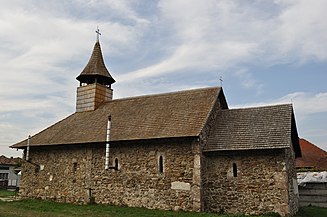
76, 30, 115, 87
75, 29, 115, 112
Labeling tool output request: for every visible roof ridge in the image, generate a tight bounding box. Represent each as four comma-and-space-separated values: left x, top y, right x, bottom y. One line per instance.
197, 87, 225, 137
228, 103, 292, 111
108, 86, 221, 103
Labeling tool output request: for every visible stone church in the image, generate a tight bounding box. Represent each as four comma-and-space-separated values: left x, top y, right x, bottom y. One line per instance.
11, 38, 301, 216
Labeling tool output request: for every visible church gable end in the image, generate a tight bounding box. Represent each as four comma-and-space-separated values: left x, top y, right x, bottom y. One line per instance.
202, 104, 300, 216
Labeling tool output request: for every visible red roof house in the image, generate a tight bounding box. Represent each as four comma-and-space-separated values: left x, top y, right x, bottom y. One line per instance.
296, 139, 327, 171
0, 155, 21, 165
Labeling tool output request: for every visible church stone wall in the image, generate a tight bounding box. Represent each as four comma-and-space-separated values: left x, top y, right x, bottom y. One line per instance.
285, 144, 300, 216
20, 145, 90, 203
202, 149, 292, 216
18, 141, 298, 216
19, 139, 200, 211
92, 139, 198, 211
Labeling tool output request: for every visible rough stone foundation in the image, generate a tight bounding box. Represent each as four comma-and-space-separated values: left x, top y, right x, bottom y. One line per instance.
19, 138, 201, 211
202, 149, 295, 216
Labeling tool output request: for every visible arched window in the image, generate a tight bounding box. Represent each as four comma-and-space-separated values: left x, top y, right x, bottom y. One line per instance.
114, 158, 119, 170
73, 162, 78, 172
158, 156, 164, 174
232, 163, 237, 177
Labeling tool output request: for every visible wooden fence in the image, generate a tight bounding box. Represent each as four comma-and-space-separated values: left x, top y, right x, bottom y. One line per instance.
299, 182, 327, 207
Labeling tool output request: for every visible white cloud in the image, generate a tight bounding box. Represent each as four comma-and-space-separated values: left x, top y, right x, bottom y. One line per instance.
269, 0, 327, 64
114, 0, 327, 117
0, 0, 148, 111
118, 0, 264, 83
0, 1, 148, 157
1, 1, 327, 156
117, 0, 327, 86
231, 91, 327, 118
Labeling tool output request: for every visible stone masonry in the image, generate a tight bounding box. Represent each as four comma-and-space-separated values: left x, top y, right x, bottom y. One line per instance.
202, 149, 297, 216
19, 138, 201, 211
285, 143, 300, 216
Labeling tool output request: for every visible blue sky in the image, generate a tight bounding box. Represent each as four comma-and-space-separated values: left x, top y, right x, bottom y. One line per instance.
0, 0, 327, 157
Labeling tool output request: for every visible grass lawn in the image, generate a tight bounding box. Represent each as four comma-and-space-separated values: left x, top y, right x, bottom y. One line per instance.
0, 198, 326, 217
296, 206, 327, 217
0, 189, 16, 197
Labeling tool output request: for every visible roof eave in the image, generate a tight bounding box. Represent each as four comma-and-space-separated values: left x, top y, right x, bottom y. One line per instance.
203, 146, 289, 153
197, 87, 226, 136
10, 135, 200, 149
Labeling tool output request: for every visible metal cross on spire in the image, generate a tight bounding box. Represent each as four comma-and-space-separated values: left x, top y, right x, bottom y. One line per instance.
96, 27, 101, 42
219, 76, 223, 87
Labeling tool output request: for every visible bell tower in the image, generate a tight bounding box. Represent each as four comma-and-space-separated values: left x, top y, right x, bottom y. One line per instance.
76, 29, 115, 112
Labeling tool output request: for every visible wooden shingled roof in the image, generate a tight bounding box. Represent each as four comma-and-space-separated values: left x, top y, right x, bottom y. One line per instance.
76, 41, 115, 84
11, 87, 221, 148
204, 104, 301, 157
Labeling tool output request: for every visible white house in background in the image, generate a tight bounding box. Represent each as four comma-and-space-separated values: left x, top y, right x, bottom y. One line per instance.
0, 155, 21, 190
